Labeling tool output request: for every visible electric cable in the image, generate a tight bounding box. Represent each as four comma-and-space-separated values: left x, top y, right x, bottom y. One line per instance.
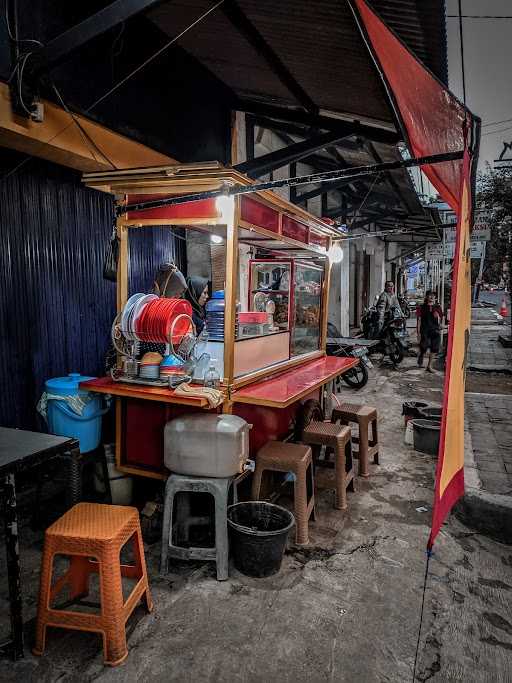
52, 83, 118, 169
412, 551, 432, 682
4, 0, 43, 46
1, 0, 226, 183
447, 15, 512, 19
458, 0, 467, 106
348, 172, 382, 228
482, 125, 512, 137
482, 117, 512, 128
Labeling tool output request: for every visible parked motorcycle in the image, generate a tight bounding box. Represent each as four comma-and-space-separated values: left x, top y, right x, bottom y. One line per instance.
398, 294, 411, 319
326, 323, 372, 389
360, 305, 408, 366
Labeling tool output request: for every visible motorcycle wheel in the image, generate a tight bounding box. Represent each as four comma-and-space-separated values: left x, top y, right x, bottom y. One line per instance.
342, 363, 369, 389
389, 343, 404, 365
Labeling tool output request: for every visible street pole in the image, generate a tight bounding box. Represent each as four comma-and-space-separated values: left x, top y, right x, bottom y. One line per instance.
441, 227, 446, 345
473, 241, 486, 304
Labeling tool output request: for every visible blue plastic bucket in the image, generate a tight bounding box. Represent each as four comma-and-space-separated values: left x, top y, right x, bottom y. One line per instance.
45, 373, 110, 453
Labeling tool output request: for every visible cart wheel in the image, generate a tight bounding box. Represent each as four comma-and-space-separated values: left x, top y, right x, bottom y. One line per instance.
294, 399, 324, 441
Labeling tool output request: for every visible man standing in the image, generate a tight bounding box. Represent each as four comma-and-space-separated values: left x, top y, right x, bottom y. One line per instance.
376, 280, 402, 331
416, 290, 444, 372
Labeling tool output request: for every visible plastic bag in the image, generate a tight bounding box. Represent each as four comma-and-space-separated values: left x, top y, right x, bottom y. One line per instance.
103, 223, 119, 282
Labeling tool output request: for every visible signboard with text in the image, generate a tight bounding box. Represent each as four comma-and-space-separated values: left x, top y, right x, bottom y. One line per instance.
426, 241, 484, 260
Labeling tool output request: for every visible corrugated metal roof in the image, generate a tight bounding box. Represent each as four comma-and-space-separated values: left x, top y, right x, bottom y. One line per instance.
148, 0, 447, 127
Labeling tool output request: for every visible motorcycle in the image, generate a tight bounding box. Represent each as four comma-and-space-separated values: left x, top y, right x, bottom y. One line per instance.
360, 304, 408, 366
398, 294, 411, 319
326, 322, 372, 389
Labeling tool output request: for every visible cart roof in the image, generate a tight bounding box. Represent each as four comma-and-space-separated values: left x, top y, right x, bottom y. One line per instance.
82, 162, 342, 238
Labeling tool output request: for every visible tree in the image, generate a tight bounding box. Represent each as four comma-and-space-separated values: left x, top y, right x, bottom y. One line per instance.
476, 165, 512, 288
476, 165, 512, 340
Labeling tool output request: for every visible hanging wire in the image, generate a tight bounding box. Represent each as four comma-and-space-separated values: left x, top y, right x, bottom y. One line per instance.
348, 173, 382, 228
412, 550, 433, 682
458, 0, 467, 106
52, 83, 118, 169
1, 0, 226, 183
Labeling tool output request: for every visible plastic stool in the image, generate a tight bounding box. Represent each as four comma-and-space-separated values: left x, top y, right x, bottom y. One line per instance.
160, 474, 237, 581
33, 503, 153, 666
302, 421, 355, 510
332, 404, 379, 477
252, 441, 315, 545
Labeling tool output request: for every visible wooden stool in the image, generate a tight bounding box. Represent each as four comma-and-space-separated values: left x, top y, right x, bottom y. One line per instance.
332, 404, 379, 478
252, 441, 315, 545
33, 503, 153, 666
302, 421, 355, 510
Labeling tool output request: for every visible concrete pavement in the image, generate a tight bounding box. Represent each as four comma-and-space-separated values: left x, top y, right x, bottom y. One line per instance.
1, 359, 511, 682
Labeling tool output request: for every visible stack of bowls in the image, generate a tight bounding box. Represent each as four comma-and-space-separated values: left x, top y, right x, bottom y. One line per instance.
159, 353, 186, 379
139, 352, 163, 380
205, 290, 240, 340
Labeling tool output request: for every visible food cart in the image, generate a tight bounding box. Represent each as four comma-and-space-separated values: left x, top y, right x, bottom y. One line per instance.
80, 162, 357, 479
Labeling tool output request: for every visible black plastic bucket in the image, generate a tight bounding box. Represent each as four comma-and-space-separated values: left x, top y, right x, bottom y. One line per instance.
419, 406, 442, 421
402, 401, 429, 425
227, 502, 295, 578
412, 419, 441, 455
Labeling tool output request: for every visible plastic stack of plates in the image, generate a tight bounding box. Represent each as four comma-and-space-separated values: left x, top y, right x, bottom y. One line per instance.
121, 293, 147, 341
139, 352, 162, 379
205, 290, 240, 341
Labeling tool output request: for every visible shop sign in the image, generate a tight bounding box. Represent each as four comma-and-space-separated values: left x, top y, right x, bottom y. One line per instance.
426, 241, 485, 260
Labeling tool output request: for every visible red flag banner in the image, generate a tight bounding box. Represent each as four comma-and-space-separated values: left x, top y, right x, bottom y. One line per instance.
351, 0, 480, 546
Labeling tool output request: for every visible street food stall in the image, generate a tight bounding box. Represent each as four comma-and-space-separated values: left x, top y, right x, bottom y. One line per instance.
80, 163, 357, 479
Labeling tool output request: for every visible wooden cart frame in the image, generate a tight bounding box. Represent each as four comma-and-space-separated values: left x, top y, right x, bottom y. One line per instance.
82, 163, 356, 479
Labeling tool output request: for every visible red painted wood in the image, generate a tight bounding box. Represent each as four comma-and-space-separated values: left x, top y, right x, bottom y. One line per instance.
232, 356, 358, 407
282, 215, 308, 243
308, 230, 328, 249
80, 377, 209, 407
240, 196, 279, 232
126, 194, 218, 221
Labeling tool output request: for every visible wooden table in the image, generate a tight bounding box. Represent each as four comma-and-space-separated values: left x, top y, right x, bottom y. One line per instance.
0, 428, 80, 660
232, 356, 358, 408
80, 376, 211, 408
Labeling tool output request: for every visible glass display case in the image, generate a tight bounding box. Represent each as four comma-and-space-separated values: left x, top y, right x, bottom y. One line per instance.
291, 262, 323, 357
248, 260, 291, 332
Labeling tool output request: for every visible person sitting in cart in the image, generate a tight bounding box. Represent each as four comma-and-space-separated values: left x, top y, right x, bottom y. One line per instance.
416, 290, 443, 372
184, 276, 210, 334
376, 280, 403, 331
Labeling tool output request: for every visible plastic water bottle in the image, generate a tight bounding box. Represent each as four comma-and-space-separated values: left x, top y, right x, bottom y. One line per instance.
204, 361, 220, 389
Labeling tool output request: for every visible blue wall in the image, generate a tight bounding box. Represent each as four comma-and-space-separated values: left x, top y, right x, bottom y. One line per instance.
0, 154, 184, 430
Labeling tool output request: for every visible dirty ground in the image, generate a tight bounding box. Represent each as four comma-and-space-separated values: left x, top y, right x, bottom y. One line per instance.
0, 358, 511, 682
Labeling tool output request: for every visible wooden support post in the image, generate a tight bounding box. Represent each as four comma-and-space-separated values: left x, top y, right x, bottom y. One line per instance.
116, 221, 128, 313
320, 238, 332, 351
223, 198, 239, 386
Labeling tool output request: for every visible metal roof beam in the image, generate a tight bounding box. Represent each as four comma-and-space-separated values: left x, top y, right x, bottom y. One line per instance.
295, 176, 361, 202
235, 131, 352, 179
34, 0, 164, 74
236, 100, 400, 145
222, 0, 318, 115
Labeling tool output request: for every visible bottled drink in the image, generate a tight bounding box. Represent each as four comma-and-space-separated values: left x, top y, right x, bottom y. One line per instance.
204, 362, 220, 389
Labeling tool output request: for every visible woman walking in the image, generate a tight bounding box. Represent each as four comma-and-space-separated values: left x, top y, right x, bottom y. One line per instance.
416, 291, 444, 373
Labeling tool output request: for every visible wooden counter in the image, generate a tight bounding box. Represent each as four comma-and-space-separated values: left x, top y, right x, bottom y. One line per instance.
231, 356, 358, 408
79, 376, 212, 408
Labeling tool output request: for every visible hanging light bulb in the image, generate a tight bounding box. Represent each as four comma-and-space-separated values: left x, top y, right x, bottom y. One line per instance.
328, 242, 344, 263
216, 194, 234, 224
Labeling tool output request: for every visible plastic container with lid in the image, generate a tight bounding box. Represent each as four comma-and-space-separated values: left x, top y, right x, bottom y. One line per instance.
44, 373, 110, 453
164, 414, 251, 477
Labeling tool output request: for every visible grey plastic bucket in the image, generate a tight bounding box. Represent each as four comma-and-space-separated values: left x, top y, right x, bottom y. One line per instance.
412, 419, 441, 455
